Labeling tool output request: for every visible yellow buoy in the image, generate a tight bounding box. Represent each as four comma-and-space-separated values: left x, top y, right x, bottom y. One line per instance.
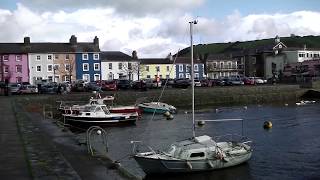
263, 121, 272, 129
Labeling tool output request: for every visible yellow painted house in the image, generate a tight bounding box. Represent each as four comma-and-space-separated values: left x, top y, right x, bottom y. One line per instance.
139, 58, 175, 80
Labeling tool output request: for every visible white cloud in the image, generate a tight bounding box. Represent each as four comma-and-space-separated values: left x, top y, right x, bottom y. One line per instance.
21, 0, 205, 16
0, 3, 319, 58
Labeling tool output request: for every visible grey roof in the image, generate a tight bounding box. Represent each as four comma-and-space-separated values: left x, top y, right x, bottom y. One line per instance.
0, 37, 100, 54
175, 57, 202, 64
100, 51, 134, 62
139, 58, 173, 65
0, 43, 28, 54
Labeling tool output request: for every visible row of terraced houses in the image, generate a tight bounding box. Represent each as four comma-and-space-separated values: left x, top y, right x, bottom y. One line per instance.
0, 35, 207, 85
1, 35, 320, 85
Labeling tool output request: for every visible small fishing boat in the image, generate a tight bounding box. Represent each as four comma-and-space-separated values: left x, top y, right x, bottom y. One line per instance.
138, 102, 176, 114
62, 104, 138, 128
59, 95, 141, 115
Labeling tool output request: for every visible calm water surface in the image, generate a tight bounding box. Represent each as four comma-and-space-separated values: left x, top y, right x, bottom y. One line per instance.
94, 104, 320, 180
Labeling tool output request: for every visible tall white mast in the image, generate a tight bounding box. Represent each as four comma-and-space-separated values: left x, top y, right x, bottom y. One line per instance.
189, 20, 197, 139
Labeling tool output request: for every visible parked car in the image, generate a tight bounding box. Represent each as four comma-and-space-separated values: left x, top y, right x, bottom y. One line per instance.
173, 78, 191, 88
9, 83, 21, 94
98, 80, 117, 91
132, 80, 147, 90
194, 79, 201, 87
252, 77, 267, 84
117, 79, 131, 90
243, 77, 255, 85
161, 78, 175, 87
18, 85, 38, 94
85, 82, 102, 91
144, 79, 161, 88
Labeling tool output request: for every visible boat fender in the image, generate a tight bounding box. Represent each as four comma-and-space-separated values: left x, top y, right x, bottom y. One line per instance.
186, 161, 193, 170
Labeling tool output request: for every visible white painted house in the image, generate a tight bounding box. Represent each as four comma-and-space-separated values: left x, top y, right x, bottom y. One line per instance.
101, 51, 139, 81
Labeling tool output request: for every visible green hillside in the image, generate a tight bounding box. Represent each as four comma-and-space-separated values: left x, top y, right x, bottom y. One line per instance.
178, 35, 320, 57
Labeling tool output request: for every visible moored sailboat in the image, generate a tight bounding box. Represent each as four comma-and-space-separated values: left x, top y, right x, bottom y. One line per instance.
132, 20, 253, 175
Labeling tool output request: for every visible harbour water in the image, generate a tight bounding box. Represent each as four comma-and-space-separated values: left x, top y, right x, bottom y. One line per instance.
88, 103, 320, 180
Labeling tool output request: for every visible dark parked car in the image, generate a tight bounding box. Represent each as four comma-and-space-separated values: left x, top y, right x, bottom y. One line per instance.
98, 80, 117, 91
131, 80, 147, 90
173, 78, 191, 88
85, 82, 102, 91
161, 78, 175, 87
117, 79, 131, 90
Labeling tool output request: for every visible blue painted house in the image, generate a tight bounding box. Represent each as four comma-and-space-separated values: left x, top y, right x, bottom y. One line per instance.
175, 57, 205, 80
72, 35, 101, 82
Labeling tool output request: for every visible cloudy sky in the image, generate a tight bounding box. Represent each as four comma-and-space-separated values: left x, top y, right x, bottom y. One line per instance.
0, 0, 319, 57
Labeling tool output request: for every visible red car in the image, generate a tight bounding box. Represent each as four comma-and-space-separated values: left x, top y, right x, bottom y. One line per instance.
243, 77, 255, 85
97, 80, 117, 91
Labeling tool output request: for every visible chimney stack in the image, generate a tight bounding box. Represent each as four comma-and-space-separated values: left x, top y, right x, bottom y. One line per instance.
93, 36, 99, 46
24, 37, 30, 45
69, 35, 77, 45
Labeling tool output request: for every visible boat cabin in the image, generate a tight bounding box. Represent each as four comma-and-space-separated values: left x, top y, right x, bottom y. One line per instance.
164, 135, 218, 160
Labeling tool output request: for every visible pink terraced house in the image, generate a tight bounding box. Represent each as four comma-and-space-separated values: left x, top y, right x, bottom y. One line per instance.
0, 43, 29, 83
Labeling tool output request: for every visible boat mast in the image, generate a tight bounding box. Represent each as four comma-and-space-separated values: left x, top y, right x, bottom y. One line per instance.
189, 20, 197, 139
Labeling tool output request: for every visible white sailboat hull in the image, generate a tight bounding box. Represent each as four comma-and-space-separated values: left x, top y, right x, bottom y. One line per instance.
134, 151, 252, 174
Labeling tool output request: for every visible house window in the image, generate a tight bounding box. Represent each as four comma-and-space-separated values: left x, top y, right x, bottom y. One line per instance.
228, 62, 232, 69
147, 75, 151, 78
47, 54, 53, 60
146, 66, 149, 72
65, 54, 69, 60
4, 66, 9, 73
94, 63, 100, 71
186, 65, 191, 72
3, 55, 9, 61
94, 74, 100, 81
47, 65, 53, 72
128, 63, 132, 70
16, 77, 22, 83
220, 62, 224, 68
48, 76, 53, 82
16, 65, 22, 73
55, 54, 59, 60
179, 73, 184, 78
93, 53, 99, 60
166, 75, 170, 79
156, 66, 160, 72
194, 64, 199, 71
213, 62, 217, 68
83, 63, 89, 71
195, 73, 199, 79
118, 63, 122, 70
65, 64, 70, 71
108, 73, 113, 80
166, 66, 170, 71
179, 64, 183, 72
109, 63, 112, 70
53, 64, 60, 71
82, 54, 88, 60
82, 74, 90, 82
36, 55, 41, 61
36, 77, 42, 80
16, 55, 22, 61
64, 75, 71, 82
36, 65, 41, 72
186, 73, 190, 79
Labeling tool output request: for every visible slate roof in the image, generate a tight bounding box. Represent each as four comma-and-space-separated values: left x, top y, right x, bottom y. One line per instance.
0, 38, 99, 54
100, 51, 134, 62
174, 56, 202, 64
139, 58, 173, 65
